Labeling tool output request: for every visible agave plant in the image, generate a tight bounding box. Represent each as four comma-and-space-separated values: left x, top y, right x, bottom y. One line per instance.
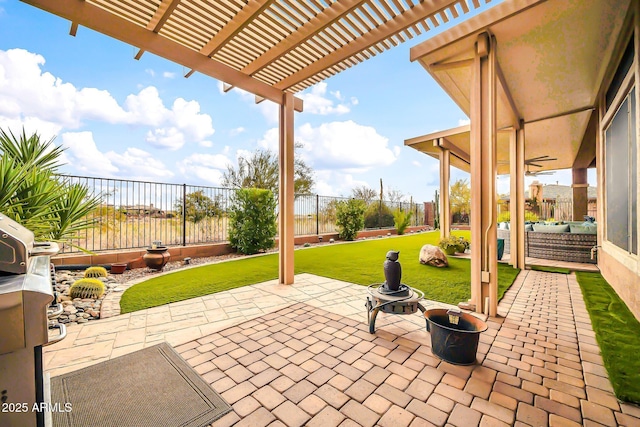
0, 128, 101, 249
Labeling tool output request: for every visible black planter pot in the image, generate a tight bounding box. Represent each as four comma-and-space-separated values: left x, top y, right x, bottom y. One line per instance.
425, 309, 488, 365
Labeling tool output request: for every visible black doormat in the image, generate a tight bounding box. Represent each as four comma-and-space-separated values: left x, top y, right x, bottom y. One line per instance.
50, 342, 231, 427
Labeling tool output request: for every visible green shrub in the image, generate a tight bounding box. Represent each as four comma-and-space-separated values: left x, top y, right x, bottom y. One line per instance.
228, 188, 277, 255
497, 211, 510, 223
496, 210, 539, 223
69, 278, 105, 299
363, 202, 394, 228
393, 209, 413, 235
336, 199, 366, 241
439, 236, 461, 255
84, 266, 108, 278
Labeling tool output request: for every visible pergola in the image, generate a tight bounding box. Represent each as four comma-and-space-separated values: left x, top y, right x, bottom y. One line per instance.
405, 0, 630, 315
22, 0, 491, 285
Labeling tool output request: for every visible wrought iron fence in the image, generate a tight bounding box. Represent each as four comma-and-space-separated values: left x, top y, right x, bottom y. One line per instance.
56, 175, 425, 253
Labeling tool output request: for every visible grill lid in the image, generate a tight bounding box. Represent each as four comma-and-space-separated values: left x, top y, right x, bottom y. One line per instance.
0, 214, 59, 274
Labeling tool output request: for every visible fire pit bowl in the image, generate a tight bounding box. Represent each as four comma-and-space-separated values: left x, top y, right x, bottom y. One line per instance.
425, 308, 488, 365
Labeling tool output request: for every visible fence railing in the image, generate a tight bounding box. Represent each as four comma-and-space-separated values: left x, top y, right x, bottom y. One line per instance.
57, 175, 425, 253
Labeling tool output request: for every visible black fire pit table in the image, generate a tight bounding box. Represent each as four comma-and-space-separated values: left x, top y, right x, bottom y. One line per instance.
365, 250, 427, 333
366, 283, 426, 333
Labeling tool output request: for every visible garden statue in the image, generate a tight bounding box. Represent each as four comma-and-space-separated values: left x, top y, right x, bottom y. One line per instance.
383, 250, 401, 291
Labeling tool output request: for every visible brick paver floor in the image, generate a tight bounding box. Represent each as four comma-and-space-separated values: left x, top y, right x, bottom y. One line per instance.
44, 269, 640, 426
173, 270, 640, 427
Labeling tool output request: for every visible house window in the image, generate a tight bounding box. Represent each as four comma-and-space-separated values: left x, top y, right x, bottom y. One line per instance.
605, 86, 637, 254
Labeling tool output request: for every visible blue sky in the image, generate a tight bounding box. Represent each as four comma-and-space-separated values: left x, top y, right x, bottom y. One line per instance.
0, 1, 593, 203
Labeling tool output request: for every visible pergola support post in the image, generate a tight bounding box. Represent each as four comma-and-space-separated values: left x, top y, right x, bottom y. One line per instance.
278, 92, 295, 285
470, 33, 498, 317
572, 168, 589, 220
509, 125, 526, 269
438, 141, 451, 240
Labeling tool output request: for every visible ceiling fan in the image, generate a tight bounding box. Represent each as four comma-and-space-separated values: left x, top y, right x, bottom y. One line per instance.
525, 155, 556, 176
498, 155, 557, 175
525, 155, 557, 168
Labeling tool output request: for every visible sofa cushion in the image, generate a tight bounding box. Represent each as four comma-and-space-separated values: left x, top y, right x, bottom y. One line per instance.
532, 224, 570, 233
569, 224, 597, 234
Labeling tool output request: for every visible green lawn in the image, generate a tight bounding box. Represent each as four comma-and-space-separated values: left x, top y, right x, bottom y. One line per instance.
120, 231, 521, 313
575, 272, 640, 404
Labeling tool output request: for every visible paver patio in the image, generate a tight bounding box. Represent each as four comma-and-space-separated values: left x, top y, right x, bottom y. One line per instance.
44, 271, 640, 426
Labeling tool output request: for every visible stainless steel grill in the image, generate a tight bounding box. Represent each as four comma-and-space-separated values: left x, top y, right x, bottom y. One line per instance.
0, 214, 66, 427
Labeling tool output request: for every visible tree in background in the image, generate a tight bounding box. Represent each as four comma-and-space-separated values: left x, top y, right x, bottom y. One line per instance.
450, 178, 471, 223
222, 143, 314, 195
0, 128, 101, 248
351, 185, 377, 204
386, 187, 406, 204
175, 191, 223, 223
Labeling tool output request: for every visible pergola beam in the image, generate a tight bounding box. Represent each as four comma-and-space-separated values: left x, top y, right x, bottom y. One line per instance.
200, 0, 277, 58
496, 61, 521, 130
147, 0, 181, 32
279, 92, 295, 285
509, 124, 526, 269
470, 32, 498, 317
439, 137, 470, 164
23, 0, 304, 112
404, 125, 470, 146
429, 58, 473, 72
275, 0, 460, 90
242, 0, 368, 76
437, 141, 451, 240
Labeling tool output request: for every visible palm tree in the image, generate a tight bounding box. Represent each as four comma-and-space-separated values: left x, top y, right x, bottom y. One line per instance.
0, 128, 101, 248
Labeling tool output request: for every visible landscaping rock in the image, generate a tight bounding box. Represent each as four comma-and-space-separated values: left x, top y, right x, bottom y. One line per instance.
419, 245, 449, 267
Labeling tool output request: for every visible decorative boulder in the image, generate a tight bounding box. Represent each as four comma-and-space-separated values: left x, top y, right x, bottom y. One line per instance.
419, 244, 449, 267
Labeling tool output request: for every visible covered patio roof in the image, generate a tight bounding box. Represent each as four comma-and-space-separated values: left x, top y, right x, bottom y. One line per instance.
406, 0, 629, 172
404, 124, 515, 175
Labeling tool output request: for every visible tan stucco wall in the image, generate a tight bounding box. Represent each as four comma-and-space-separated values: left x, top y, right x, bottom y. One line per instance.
599, 248, 640, 322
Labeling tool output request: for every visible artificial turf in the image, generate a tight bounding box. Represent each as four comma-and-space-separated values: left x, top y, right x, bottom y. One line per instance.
120, 231, 521, 314
530, 265, 571, 274
575, 271, 640, 404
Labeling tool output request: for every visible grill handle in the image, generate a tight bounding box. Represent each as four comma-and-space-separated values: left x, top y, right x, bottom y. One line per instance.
30, 242, 60, 256
48, 303, 64, 318
44, 323, 67, 346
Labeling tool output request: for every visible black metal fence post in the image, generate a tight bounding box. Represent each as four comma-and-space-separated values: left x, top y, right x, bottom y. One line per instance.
182, 184, 187, 246
316, 194, 319, 235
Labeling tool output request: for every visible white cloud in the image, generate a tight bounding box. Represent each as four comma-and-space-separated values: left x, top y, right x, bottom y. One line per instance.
219, 81, 356, 123
298, 82, 353, 115
0, 48, 215, 149
297, 121, 397, 171
412, 160, 422, 167
106, 147, 173, 180
177, 153, 232, 185
61, 132, 119, 176
458, 118, 470, 126
229, 127, 245, 136
199, 140, 213, 148
258, 120, 397, 172
313, 171, 369, 197
145, 127, 185, 150
163, 71, 176, 79
59, 131, 174, 180
145, 69, 155, 78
